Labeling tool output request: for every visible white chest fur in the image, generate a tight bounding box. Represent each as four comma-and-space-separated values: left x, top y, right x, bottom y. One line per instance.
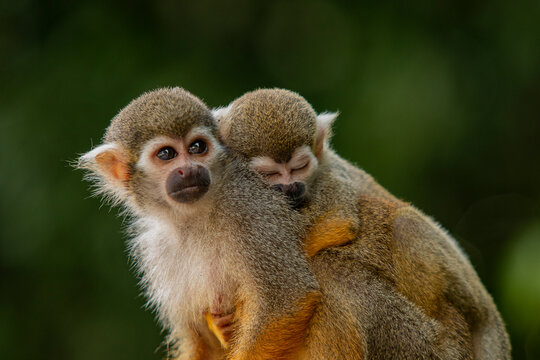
130, 216, 234, 329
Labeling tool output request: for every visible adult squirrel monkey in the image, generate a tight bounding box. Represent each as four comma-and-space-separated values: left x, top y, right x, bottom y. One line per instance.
78, 87, 321, 360
214, 88, 511, 359
78, 87, 465, 360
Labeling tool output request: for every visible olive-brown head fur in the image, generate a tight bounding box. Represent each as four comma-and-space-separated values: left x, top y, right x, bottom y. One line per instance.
105, 87, 217, 161
219, 88, 318, 162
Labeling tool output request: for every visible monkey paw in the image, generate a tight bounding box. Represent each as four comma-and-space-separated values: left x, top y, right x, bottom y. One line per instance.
205, 310, 235, 348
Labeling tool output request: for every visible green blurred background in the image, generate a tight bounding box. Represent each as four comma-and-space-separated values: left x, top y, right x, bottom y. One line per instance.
1, 1, 539, 359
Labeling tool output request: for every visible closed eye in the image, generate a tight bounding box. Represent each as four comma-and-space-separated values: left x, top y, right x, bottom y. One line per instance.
260, 171, 280, 177
292, 161, 309, 172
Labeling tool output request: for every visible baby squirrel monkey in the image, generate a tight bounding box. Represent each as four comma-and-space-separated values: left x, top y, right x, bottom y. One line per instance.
215, 89, 511, 359
77, 87, 321, 360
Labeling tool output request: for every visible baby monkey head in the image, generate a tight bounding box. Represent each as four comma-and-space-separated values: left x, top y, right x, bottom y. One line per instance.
78, 87, 223, 215
216, 88, 337, 208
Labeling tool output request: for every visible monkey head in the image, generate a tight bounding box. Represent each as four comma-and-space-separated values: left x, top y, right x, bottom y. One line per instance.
215, 88, 337, 208
78, 87, 224, 216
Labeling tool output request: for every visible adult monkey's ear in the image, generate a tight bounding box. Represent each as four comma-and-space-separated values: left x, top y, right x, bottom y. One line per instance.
77, 143, 131, 199
315, 112, 338, 160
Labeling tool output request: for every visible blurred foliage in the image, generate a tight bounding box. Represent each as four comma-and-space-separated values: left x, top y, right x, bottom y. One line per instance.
1, 0, 539, 359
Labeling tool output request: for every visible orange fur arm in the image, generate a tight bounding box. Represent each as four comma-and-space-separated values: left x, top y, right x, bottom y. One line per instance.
230, 290, 321, 360
304, 217, 357, 257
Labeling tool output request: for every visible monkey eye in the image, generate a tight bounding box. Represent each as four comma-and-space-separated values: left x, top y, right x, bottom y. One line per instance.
292, 161, 309, 172
156, 146, 178, 161
260, 171, 280, 177
188, 140, 207, 155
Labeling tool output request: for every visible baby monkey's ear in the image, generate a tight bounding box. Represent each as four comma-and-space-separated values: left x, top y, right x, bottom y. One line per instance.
212, 105, 231, 122
212, 105, 233, 141
78, 143, 131, 192
315, 112, 338, 160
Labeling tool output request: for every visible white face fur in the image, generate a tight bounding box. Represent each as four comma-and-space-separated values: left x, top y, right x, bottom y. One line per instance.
134, 127, 224, 215
250, 145, 318, 186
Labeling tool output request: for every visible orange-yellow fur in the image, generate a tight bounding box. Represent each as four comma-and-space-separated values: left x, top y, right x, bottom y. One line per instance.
230, 291, 320, 360
205, 312, 229, 349
304, 214, 357, 257
201, 215, 355, 356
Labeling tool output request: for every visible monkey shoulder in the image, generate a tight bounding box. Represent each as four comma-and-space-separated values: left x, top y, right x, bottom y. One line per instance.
355, 197, 497, 331
211, 156, 319, 293
352, 196, 456, 282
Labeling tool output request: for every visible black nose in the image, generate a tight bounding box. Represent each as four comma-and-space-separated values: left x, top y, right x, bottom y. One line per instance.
272, 182, 306, 200
166, 165, 211, 203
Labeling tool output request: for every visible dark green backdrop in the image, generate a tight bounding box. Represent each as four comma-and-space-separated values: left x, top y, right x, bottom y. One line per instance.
1, 1, 539, 359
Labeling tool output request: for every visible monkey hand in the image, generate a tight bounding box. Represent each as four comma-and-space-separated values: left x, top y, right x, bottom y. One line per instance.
205, 304, 235, 349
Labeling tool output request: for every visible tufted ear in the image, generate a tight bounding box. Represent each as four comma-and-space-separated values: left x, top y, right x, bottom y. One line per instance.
78, 143, 130, 190
315, 112, 338, 160
212, 104, 233, 142
211, 105, 231, 122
